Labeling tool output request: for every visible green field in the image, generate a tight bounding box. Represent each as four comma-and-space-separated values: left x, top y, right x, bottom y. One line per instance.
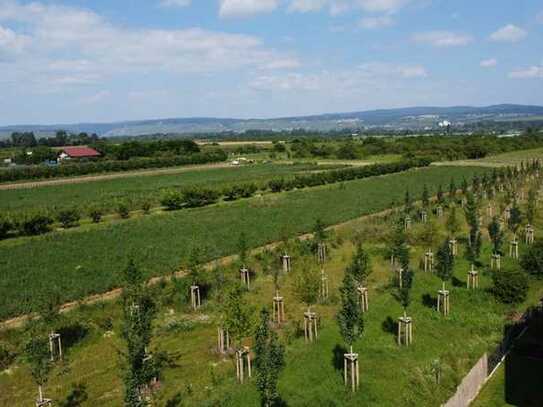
0, 166, 489, 320
472, 365, 510, 407
434, 147, 543, 168
1, 178, 541, 406
0, 162, 342, 215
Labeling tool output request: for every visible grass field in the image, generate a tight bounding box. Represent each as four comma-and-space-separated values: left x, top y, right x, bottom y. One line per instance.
1, 178, 541, 406
434, 147, 543, 168
0, 166, 489, 320
472, 365, 510, 406
0, 162, 342, 215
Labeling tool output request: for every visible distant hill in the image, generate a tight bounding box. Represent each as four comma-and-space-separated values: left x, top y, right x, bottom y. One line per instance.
1, 104, 542, 138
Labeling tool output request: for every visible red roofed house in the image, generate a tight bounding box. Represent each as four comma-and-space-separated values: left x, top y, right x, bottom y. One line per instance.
58, 146, 101, 161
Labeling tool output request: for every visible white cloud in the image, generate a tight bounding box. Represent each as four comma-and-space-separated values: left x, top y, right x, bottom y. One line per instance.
0, 0, 298, 90
219, 0, 279, 18
509, 65, 543, 79
489, 24, 527, 43
288, 0, 328, 12
480, 58, 497, 68
159, 0, 191, 7
412, 31, 472, 47
355, 0, 411, 13
359, 15, 394, 29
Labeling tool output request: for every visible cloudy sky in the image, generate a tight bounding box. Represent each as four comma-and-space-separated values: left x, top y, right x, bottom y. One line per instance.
0, 0, 542, 125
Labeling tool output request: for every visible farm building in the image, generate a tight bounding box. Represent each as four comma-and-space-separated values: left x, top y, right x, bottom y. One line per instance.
58, 146, 101, 161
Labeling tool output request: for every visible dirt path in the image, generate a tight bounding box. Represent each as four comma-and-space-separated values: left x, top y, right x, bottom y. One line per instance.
0, 205, 395, 331
0, 162, 234, 190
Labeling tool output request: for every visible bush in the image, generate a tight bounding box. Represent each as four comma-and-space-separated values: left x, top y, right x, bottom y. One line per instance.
223, 183, 259, 201
116, 202, 130, 219
0, 342, 16, 370
57, 208, 81, 229
521, 240, 543, 278
161, 190, 184, 210
20, 212, 54, 235
0, 216, 12, 240
268, 178, 285, 193
492, 269, 529, 304
89, 208, 103, 223
141, 200, 152, 214
182, 187, 219, 208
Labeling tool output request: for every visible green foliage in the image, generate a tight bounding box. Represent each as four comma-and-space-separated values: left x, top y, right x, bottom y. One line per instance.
488, 216, 504, 254
313, 218, 327, 243
120, 260, 157, 407
57, 208, 81, 229
449, 178, 456, 201
436, 184, 444, 204
141, 200, 152, 215
464, 193, 482, 262
22, 332, 52, 388
116, 202, 130, 219
20, 212, 54, 236
445, 206, 461, 237
292, 264, 320, 310
223, 183, 258, 201
181, 187, 219, 208
89, 208, 103, 223
404, 189, 413, 214
491, 269, 529, 304
0, 214, 12, 240
398, 267, 414, 310
520, 240, 543, 278
346, 243, 372, 286
508, 204, 522, 236
391, 221, 410, 270
421, 184, 430, 208
223, 285, 255, 346
254, 308, 285, 407
238, 232, 249, 266
419, 220, 438, 250
337, 272, 364, 347
436, 239, 454, 284
526, 188, 537, 225
0, 342, 16, 370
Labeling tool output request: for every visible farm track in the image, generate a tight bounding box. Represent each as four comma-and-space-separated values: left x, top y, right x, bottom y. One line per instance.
0, 162, 234, 190
0, 205, 396, 331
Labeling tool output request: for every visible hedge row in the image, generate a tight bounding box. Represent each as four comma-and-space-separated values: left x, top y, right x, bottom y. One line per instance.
0, 151, 228, 182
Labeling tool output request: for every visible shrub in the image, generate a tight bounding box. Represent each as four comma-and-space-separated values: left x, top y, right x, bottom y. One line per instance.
116, 202, 130, 219
224, 183, 259, 201
57, 208, 81, 228
161, 190, 184, 210
521, 240, 543, 278
89, 208, 103, 223
20, 212, 54, 235
0, 342, 16, 370
182, 187, 219, 208
492, 269, 529, 304
268, 178, 285, 193
0, 216, 12, 240
141, 200, 152, 215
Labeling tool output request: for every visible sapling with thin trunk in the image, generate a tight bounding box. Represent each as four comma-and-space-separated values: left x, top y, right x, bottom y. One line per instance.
508, 204, 522, 239
436, 239, 454, 291
488, 216, 504, 255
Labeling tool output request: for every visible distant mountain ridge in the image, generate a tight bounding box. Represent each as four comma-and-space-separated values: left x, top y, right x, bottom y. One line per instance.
1, 104, 542, 138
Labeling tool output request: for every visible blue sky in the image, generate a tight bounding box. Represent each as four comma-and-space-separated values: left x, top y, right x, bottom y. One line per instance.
0, 0, 542, 125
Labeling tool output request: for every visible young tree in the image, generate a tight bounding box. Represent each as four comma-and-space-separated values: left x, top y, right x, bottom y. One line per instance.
238, 232, 249, 267
436, 184, 444, 205
461, 177, 469, 195
449, 178, 457, 201
527, 188, 537, 226
488, 216, 504, 255
508, 204, 522, 239
436, 239, 454, 290
422, 184, 430, 208
446, 206, 461, 238
223, 285, 255, 349
23, 330, 52, 404
464, 193, 482, 263
313, 218, 327, 243
120, 260, 157, 407
292, 265, 320, 313
347, 243, 372, 287
337, 273, 364, 354
187, 246, 203, 286
404, 189, 413, 214
398, 267, 414, 314
254, 308, 285, 407
419, 220, 438, 252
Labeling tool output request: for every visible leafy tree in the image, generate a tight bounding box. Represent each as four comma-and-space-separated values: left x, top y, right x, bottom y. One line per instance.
254, 309, 285, 407
404, 189, 413, 214
508, 204, 522, 238
312, 218, 327, 243
436, 239, 454, 289
464, 193, 482, 262
238, 232, 249, 266
120, 260, 157, 407
520, 241, 543, 278
436, 184, 444, 204
492, 269, 529, 304
292, 264, 320, 313
419, 220, 438, 251
337, 272, 364, 352
487, 216, 503, 255
445, 206, 461, 238
346, 243, 372, 287
461, 177, 469, 195
527, 188, 537, 226
398, 267, 414, 311
449, 178, 456, 201
23, 331, 52, 403
187, 246, 203, 286
422, 184, 430, 208
223, 285, 255, 348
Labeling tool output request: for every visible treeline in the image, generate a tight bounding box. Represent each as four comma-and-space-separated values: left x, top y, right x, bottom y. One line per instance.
0, 159, 430, 240
0, 131, 100, 148
92, 139, 201, 160
0, 151, 227, 183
